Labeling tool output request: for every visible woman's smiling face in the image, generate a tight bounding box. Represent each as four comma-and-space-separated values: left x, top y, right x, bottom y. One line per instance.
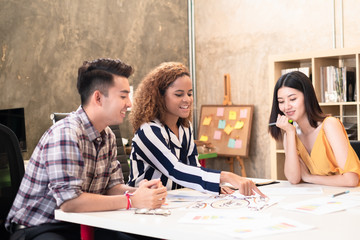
163, 75, 193, 123
277, 86, 305, 121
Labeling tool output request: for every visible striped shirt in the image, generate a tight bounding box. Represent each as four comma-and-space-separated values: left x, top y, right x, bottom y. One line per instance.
128, 119, 221, 195
6, 106, 124, 228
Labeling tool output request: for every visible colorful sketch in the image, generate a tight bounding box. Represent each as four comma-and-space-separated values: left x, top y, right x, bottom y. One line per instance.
211, 199, 249, 209
187, 202, 207, 209
224, 217, 314, 239
282, 197, 360, 215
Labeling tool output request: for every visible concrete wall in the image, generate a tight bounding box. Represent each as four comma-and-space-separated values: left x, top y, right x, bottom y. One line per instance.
0, 0, 189, 160
2, 0, 360, 179
194, 0, 360, 178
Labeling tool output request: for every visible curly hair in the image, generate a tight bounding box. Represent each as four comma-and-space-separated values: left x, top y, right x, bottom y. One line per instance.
130, 62, 192, 132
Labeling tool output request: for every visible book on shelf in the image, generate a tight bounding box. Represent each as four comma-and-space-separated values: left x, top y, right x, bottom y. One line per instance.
281, 67, 311, 78
320, 66, 355, 103
346, 69, 356, 101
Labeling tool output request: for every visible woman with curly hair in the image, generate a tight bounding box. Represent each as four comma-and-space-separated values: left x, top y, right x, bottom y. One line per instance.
128, 62, 264, 196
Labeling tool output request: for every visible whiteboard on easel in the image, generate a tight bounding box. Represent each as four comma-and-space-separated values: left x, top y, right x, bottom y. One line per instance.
197, 105, 253, 157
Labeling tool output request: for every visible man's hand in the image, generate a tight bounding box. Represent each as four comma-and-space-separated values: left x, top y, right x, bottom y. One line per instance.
131, 179, 167, 209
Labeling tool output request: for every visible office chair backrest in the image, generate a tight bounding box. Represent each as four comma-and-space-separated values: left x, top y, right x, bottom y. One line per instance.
109, 125, 130, 183
0, 123, 25, 239
350, 140, 360, 160
50, 113, 130, 182
50, 113, 69, 124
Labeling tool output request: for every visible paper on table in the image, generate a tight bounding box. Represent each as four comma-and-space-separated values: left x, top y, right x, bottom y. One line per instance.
178, 211, 271, 225
208, 217, 314, 239
163, 189, 212, 209
260, 187, 323, 195
282, 197, 360, 215
165, 190, 281, 211
221, 179, 280, 188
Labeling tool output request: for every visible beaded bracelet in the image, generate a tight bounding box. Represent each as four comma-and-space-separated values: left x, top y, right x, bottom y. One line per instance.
124, 191, 134, 210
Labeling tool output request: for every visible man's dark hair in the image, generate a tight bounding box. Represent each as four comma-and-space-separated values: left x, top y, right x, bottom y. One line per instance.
77, 58, 133, 105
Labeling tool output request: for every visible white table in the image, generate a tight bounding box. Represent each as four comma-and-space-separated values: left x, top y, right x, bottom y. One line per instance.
55, 179, 360, 240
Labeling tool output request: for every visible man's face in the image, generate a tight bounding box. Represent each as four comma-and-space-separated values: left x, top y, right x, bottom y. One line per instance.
102, 75, 132, 125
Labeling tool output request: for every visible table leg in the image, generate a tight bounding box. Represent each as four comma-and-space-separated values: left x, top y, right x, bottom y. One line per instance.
236, 156, 247, 177
226, 157, 234, 172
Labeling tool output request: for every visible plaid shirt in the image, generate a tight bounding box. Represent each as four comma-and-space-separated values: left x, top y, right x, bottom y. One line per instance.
6, 106, 124, 228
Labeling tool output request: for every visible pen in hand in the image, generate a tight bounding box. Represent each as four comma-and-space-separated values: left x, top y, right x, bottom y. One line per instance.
331, 190, 350, 198
269, 119, 293, 126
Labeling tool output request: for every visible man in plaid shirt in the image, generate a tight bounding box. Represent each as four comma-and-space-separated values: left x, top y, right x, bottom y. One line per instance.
6, 58, 167, 240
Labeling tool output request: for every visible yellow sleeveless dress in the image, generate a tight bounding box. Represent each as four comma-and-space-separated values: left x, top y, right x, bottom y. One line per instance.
296, 117, 360, 186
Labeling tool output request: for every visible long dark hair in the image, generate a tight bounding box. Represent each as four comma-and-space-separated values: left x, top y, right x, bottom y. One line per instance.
268, 71, 326, 140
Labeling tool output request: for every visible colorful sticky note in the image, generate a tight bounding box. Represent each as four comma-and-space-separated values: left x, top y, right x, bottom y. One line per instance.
224, 124, 233, 135
240, 109, 248, 118
217, 107, 224, 117
203, 116, 212, 126
229, 111, 237, 120
199, 135, 208, 141
228, 138, 236, 148
213, 130, 222, 140
218, 120, 226, 129
234, 121, 244, 129
235, 139, 242, 149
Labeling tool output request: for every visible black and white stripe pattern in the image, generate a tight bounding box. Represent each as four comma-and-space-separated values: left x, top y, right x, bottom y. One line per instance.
128, 119, 220, 195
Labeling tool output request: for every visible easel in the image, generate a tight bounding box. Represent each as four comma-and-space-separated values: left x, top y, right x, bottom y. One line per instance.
222, 74, 246, 177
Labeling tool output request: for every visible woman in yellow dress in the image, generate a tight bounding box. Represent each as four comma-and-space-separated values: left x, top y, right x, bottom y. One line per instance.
269, 71, 360, 187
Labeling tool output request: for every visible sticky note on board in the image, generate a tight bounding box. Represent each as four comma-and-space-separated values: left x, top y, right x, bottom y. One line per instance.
240, 109, 248, 118
235, 139, 242, 149
229, 111, 237, 120
202, 116, 212, 126
213, 130, 222, 140
217, 107, 224, 116
199, 135, 208, 141
224, 124, 233, 135
228, 138, 236, 148
218, 120, 226, 129
234, 121, 244, 129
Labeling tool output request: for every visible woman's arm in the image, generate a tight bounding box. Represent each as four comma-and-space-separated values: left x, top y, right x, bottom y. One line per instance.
300, 160, 358, 187
283, 130, 302, 184
134, 123, 221, 194
220, 171, 266, 197
276, 115, 301, 184
301, 118, 359, 187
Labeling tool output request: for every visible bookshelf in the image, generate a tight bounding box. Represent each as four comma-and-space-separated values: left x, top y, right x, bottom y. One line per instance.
269, 47, 360, 180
